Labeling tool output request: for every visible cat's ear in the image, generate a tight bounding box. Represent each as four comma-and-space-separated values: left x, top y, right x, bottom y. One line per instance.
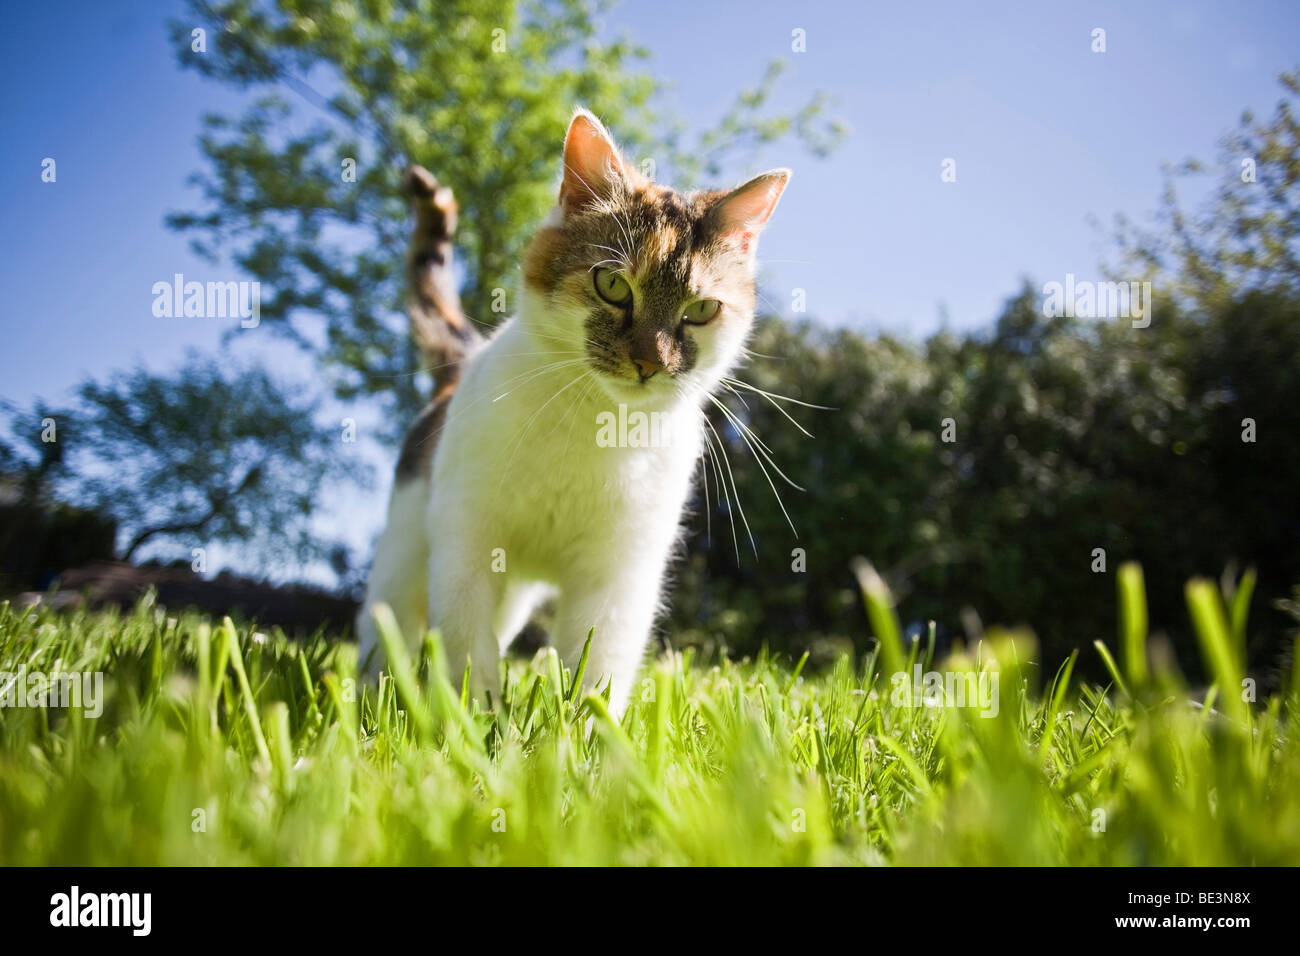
709, 169, 791, 253
559, 108, 630, 216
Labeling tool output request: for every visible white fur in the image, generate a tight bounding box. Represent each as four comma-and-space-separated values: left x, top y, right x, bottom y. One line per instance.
359, 291, 720, 716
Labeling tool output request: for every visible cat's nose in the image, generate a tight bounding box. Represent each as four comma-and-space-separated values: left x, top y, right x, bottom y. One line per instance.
633, 357, 665, 381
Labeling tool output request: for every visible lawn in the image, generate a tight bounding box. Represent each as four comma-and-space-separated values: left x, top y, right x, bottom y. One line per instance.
1, 563, 1297, 866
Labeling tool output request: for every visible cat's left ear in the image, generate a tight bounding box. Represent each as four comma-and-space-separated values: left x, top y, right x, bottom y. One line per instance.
559, 108, 631, 216
709, 169, 791, 253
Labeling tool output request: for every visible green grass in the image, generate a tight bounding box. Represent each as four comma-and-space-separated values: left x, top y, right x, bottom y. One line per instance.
1, 563, 1298, 865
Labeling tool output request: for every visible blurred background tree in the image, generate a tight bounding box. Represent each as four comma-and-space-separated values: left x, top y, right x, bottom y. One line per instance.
676, 286, 1299, 684
0, 356, 366, 584
1111, 68, 1300, 309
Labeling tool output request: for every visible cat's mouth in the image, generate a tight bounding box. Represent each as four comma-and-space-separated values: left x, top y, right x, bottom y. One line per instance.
591, 361, 676, 405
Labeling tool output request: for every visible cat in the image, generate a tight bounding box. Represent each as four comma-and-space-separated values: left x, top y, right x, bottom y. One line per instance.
358, 109, 789, 717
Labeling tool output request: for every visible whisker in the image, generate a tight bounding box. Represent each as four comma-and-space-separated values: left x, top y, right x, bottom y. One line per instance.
406, 357, 593, 456
721, 380, 752, 412
723, 376, 835, 411
708, 391, 778, 458
694, 407, 738, 558
722, 378, 824, 438
559, 373, 602, 467
706, 393, 801, 538
587, 243, 635, 272
701, 411, 756, 558
496, 368, 595, 493
676, 378, 755, 559
708, 390, 802, 490
492, 358, 590, 402
694, 407, 728, 549
754, 290, 783, 315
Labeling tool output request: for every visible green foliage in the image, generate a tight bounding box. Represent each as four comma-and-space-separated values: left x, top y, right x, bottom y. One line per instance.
170, 0, 844, 423
1111, 67, 1300, 310
673, 288, 1300, 679
1, 567, 1296, 865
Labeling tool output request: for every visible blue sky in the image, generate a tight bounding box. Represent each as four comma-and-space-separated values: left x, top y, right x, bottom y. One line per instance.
2, 0, 1298, 575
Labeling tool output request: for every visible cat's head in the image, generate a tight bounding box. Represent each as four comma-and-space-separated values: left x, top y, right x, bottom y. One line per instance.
522, 109, 789, 407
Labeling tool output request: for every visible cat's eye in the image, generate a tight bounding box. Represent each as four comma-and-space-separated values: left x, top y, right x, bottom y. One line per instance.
593, 268, 633, 306
681, 299, 722, 325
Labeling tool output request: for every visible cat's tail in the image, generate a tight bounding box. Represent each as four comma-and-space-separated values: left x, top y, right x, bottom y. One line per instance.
403, 165, 482, 396
358, 167, 479, 670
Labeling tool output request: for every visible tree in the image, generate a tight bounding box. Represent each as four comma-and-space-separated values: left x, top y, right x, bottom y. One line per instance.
168, 0, 844, 427
42, 356, 367, 570
1110, 67, 1300, 310
670, 291, 1299, 678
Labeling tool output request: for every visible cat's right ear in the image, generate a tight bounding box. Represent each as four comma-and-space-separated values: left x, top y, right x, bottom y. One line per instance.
559, 108, 629, 216
708, 169, 791, 254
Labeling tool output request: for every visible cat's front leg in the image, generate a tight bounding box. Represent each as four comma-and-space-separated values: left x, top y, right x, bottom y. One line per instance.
357, 478, 431, 678
429, 550, 503, 710
553, 563, 664, 719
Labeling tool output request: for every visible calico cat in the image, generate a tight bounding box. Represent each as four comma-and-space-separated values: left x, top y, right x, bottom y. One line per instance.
359, 109, 789, 716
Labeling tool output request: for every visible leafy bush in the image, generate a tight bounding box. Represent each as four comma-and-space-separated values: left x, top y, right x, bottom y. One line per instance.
670, 288, 1300, 680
